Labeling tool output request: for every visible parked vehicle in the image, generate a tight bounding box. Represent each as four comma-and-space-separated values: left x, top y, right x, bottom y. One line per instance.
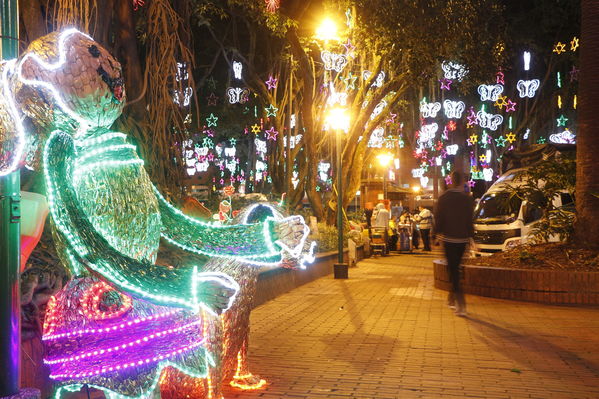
471, 168, 573, 256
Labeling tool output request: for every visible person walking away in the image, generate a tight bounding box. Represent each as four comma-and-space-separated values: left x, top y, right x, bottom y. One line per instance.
434, 171, 474, 316
417, 205, 433, 251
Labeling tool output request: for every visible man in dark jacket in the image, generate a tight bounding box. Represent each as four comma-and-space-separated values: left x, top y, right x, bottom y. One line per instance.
434, 171, 474, 316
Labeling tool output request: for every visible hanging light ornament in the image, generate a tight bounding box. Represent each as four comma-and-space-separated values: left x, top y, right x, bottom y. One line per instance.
265, 0, 280, 13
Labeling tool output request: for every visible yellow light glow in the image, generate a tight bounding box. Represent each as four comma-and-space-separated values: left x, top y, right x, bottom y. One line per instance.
376, 152, 393, 167
574, 95, 577, 109
326, 107, 350, 132
558, 95, 562, 109
412, 186, 421, 193
316, 18, 339, 41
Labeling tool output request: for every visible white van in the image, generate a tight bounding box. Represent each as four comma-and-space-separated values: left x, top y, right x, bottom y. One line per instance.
471, 168, 573, 256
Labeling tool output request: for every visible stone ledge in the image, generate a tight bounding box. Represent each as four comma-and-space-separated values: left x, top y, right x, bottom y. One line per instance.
433, 259, 599, 305
253, 246, 364, 308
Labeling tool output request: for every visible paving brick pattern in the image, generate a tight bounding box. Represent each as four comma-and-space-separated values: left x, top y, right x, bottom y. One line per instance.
223, 250, 599, 398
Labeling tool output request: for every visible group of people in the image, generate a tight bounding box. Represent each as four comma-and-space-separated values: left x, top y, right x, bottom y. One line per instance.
363, 171, 474, 317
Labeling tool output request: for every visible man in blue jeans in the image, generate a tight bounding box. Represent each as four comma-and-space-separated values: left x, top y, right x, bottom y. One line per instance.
434, 171, 474, 316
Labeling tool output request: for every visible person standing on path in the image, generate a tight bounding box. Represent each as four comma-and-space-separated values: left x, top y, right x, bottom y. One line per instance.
416, 205, 433, 251
434, 171, 474, 316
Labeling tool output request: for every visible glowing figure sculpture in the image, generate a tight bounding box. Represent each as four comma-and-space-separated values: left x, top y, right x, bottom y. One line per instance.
233, 61, 243, 80
476, 111, 503, 131
549, 129, 576, 144
0, 30, 310, 399
477, 84, 504, 102
321, 51, 348, 72
441, 61, 468, 81
227, 87, 249, 104
367, 127, 385, 148
420, 102, 441, 118
517, 79, 540, 98
443, 100, 465, 119
523, 51, 531, 71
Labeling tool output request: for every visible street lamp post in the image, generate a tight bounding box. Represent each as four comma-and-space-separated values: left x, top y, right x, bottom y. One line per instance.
327, 107, 350, 279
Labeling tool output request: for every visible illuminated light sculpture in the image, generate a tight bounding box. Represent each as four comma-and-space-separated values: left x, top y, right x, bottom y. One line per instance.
505, 99, 517, 112
250, 124, 261, 134
206, 113, 219, 127
370, 100, 387, 120
265, 126, 279, 141
442, 100, 465, 119
367, 127, 385, 148
439, 78, 452, 90
556, 115, 569, 127
477, 84, 504, 102
321, 51, 348, 72
363, 70, 385, 87
494, 95, 508, 109
343, 38, 355, 54
0, 30, 311, 398
466, 107, 478, 126
233, 61, 243, 79
418, 123, 438, 144
412, 168, 425, 178
264, 104, 278, 117
496, 71, 505, 85
483, 168, 494, 182
342, 72, 357, 90
523, 51, 531, 71
420, 101, 441, 118
255, 138, 267, 154
495, 136, 507, 147
505, 132, 517, 143
318, 162, 331, 182
553, 42, 566, 54
446, 144, 459, 155
476, 110, 503, 131
265, 75, 278, 90
265, 0, 280, 13
227, 87, 250, 104
571, 37, 579, 51
441, 61, 468, 81
549, 129, 576, 144
517, 79, 540, 98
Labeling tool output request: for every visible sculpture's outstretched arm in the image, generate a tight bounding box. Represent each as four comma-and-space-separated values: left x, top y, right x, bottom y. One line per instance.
155, 189, 309, 265
44, 130, 238, 314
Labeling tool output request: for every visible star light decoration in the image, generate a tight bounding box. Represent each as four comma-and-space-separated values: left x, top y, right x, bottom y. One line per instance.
439, 78, 452, 90
466, 107, 478, 126
505, 132, 516, 143
494, 96, 508, 109
469, 134, 478, 145
206, 113, 218, 127
495, 136, 507, 147
496, 71, 505, 85
468, 180, 476, 188
553, 42, 567, 55
207, 93, 218, 106
342, 72, 358, 90
343, 39, 356, 54
265, 126, 279, 141
265, 76, 278, 90
265, 104, 278, 117
570, 66, 579, 82
479, 154, 487, 163
206, 76, 217, 90
251, 124, 261, 134
505, 99, 517, 112
556, 115, 568, 127
570, 37, 579, 51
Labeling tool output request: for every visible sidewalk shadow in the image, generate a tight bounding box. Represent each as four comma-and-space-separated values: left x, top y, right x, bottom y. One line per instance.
319, 279, 398, 375
467, 316, 599, 376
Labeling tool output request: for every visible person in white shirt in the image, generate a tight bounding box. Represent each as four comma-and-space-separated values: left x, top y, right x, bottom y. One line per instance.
373, 203, 390, 228
416, 205, 433, 251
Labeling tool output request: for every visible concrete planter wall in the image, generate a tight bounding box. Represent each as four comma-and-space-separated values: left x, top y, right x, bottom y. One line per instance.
254, 245, 365, 308
433, 259, 599, 305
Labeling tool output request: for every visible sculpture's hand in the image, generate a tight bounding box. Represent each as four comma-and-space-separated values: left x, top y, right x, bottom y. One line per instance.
194, 272, 240, 315
274, 216, 309, 258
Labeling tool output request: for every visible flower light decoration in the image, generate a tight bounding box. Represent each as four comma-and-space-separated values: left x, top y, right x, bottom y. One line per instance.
0, 29, 313, 399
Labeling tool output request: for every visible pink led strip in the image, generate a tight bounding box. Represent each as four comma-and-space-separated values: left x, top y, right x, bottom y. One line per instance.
50, 338, 206, 380
42, 309, 183, 341
45, 319, 202, 365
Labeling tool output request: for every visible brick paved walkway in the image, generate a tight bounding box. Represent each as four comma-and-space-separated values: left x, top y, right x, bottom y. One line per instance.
223, 250, 599, 399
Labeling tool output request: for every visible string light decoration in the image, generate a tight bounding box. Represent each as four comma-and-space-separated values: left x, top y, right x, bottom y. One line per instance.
496, 71, 505, 84
265, 0, 280, 12
227, 87, 250, 104
342, 72, 358, 90
517, 79, 540, 98
264, 104, 278, 117
206, 92, 218, 106
206, 113, 219, 127
265, 75, 278, 90
523, 51, 531, 71
549, 129, 576, 144
570, 37, 579, 51
0, 30, 313, 398
556, 114, 568, 127
505, 99, 517, 112
553, 42, 566, 54
233, 61, 243, 80
439, 78, 452, 90
265, 126, 279, 141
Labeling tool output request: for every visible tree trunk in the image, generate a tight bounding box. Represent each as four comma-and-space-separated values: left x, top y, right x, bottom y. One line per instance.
575, 0, 599, 248
20, 0, 45, 42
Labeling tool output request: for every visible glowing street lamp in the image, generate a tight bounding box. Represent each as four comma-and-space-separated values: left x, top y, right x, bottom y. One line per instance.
316, 17, 340, 42
377, 152, 393, 201
327, 107, 351, 278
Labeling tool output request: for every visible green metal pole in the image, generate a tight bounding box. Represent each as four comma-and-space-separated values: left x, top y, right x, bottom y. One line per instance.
336, 129, 343, 264
0, 0, 21, 396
